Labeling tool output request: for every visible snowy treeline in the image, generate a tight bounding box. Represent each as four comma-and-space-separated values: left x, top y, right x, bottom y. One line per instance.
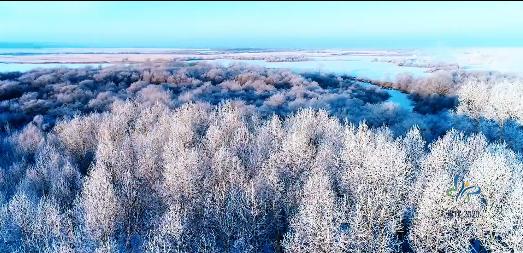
457, 78, 523, 125
0, 100, 521, 252
2, 62, 522, 152
370, 70, 521, 115
0, 62, 390, 130
392, 70, 517, 96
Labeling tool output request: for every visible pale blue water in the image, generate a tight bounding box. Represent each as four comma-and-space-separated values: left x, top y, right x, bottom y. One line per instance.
357, 81, 414, 111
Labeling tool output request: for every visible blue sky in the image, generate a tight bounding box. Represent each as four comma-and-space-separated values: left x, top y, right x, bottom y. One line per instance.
1, 1, 523, 49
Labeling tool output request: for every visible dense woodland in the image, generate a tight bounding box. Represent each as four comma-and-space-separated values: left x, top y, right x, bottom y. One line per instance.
0, 62, 522, 252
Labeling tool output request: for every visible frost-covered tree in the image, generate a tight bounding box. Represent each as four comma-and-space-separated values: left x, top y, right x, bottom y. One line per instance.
410, 135, 523, 252
0, 96, 522, 251
144, 206, 185, 253
457, 79, 523, 126
81, 163, 119, 243
19, 140, 81, 207
340, 124, 412, 252
282, 168, 342, 253
3, 193, 65, 252
468, 145, 523, 252
54, 114, 101, 172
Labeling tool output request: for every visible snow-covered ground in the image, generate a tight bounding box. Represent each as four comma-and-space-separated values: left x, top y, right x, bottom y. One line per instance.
0, 63, 110, 72
2, 47, 522, 74
200, 55, 428, 81
390, 47, 523, 75
445, 48, 523, 74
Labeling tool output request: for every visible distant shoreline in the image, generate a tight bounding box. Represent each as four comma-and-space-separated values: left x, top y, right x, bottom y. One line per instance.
0, 49, 406, 65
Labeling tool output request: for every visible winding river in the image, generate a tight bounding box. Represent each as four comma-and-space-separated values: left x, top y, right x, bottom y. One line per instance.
203, 56, 424, 111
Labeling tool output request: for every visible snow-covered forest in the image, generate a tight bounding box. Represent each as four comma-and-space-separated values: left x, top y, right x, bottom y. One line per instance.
0, 61, 522, 252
